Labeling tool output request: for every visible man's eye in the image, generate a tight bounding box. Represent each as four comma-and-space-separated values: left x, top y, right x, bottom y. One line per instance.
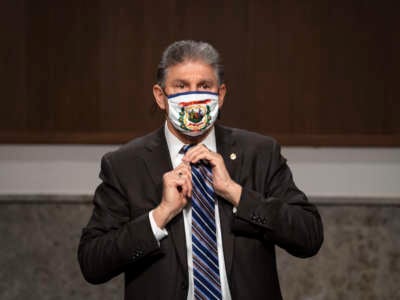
176, 83, 185, 89
201, 84, 210, 89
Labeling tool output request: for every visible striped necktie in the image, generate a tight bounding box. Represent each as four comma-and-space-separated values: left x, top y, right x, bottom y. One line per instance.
181, 145, 222, 300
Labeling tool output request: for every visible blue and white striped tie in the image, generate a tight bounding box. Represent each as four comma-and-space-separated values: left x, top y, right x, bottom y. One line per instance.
181, 145, 222, 300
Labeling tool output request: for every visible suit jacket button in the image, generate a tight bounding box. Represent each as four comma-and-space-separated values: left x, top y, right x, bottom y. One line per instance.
133, 250, 142, 259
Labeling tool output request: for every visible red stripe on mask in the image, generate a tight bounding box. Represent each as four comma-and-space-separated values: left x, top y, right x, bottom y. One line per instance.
179, 99, 211, 107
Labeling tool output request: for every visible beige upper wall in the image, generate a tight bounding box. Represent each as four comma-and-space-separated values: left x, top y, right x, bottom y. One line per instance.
0, 145, 399, 199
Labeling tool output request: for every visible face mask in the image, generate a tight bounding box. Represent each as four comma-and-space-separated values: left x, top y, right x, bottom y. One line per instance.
166, 91, 219, 137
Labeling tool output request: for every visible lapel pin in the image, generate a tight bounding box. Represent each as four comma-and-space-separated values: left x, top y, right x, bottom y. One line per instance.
230, 153, 237, 160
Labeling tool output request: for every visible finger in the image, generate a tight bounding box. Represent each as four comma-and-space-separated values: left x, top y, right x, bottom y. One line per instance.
174, 176, 188, 193
184, 171, 193, 197
176, 170, 191, 197
176, 170, 185, 178
164, 168, 190, 191
184, 163, 192, 183
180, 180, 188, 197
176, 162, 191, 172
163, 172, 177, 187
178, 163, 192, 180
189, 150, 218, 165
183, 144, 209, 162
175, 163, 193, 196
178, 165, 192, 197
175, 167, 190, 180
183, 147, 208, 164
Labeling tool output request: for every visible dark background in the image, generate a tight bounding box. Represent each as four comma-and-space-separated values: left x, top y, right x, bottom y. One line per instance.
1, 0, 399, 146
0, 2, 399, 300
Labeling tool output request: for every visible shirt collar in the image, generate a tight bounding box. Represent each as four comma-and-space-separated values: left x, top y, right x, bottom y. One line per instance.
164, 121, 217, 159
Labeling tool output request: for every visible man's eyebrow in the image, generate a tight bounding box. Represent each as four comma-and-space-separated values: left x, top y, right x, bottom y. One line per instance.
197, 79, 214, 85
171, 79, 189, 85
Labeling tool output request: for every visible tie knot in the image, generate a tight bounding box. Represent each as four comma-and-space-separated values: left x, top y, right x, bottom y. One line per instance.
180, 144, 194, 154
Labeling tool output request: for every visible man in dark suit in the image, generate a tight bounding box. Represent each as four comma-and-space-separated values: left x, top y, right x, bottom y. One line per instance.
78, 40, 323, 300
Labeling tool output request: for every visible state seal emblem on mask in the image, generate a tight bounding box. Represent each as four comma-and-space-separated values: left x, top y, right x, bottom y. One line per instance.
179, 101, 211, 131
167, 91, 219, 137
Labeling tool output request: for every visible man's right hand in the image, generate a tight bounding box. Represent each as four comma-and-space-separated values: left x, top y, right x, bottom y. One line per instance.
153, 162, 192, 229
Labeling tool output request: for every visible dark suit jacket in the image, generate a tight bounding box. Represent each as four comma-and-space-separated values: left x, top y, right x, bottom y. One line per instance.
78, 124, 323, 300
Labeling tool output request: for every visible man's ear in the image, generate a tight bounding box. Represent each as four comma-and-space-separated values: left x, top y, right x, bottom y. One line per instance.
218, 84, 227, 109
153, 84, 167, 110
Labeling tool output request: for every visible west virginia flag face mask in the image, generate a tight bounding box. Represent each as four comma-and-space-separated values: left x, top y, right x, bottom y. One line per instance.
166, 91, 219, 137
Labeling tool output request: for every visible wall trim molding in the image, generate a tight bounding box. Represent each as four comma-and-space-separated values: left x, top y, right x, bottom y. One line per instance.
0, 194, 399, 206
1, 131, 399, 146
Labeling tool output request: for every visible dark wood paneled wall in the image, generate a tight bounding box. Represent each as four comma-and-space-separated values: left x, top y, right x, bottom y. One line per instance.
1, 0, 399, 146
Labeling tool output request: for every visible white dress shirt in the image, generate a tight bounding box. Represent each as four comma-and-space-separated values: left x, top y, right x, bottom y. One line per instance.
149, 123, 232, 300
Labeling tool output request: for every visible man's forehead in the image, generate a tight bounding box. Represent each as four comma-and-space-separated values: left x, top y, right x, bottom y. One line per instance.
170, 78, 214, 83
165, 61, 218, 82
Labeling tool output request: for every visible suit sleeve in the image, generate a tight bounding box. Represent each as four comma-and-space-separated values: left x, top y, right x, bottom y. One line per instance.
232, 141, 324, 258
78, 153, 161, 284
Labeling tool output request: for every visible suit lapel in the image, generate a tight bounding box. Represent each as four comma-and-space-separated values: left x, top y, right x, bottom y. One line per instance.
143, 127, 172, 192
215, 124, 241, 278
142, 126, 188, 275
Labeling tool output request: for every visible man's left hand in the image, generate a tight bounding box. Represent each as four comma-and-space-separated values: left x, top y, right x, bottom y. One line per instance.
182, 144, 242, 207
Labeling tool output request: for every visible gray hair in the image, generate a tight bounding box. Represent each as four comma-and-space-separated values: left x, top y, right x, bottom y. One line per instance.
156, 40, 224, 87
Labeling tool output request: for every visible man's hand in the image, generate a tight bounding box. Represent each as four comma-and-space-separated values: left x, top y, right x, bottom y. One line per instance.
153, 163, 192, 229
182, 144, 242, 207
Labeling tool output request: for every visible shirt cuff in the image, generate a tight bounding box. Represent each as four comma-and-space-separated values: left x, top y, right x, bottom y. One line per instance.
149, 210, 168, 242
